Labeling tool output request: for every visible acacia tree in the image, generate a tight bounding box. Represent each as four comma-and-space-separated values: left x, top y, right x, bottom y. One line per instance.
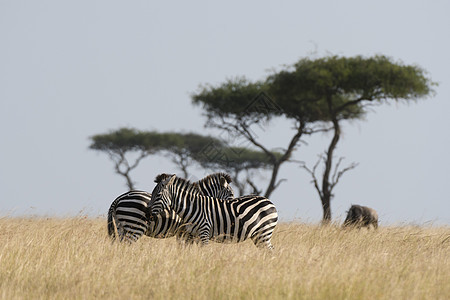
268, 55, 436, 222
192, 55, 435, 222
192, 77, 324, 198
89, 128, 164, 190
89, 128, 225, 189
89, 127, 277, 193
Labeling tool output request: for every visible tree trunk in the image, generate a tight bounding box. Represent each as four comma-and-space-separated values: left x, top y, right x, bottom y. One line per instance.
116, 166, 134, 190
113, 156, 135, 190
321, 96, 341, 223
233, 170, 246, 196
264, 162, 281, 198
264, 123, 305, 198
125, 173, 135, 190
180, 165, 189, 179
321, 198, 331, 224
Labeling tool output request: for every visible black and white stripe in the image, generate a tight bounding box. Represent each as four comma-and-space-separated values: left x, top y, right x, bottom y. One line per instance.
107, 190, 152, 242
149, 174, 278, 249
107, 173, 234, 243
196, 172, 234, 200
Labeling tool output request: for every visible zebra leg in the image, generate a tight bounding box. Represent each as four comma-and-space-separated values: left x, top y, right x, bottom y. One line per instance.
121, 225, 148, 243
253, 238, 274, 250
176, 230, 196, 246
199, 233, 210, 245
251, 232, 275, 250
114, 212, 148, 243
198, 222, 212, 246
174, 223, 197, 246
107, 205, 132, 243
182, 233, 198, 245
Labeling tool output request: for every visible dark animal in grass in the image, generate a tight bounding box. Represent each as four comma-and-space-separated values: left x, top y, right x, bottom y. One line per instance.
343, 205, 378, 229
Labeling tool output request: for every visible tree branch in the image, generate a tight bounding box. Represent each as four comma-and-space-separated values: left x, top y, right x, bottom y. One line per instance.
129, 150, 150, 170
300, 156, 324, 201
246, 178, 262, 195
335, 94, 377, 113
236, 119, 276, 161
273, 178, 287, 190
329, 159, 359, 192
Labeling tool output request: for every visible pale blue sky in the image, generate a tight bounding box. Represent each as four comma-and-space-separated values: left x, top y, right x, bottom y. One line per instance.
1, 0, 449, 225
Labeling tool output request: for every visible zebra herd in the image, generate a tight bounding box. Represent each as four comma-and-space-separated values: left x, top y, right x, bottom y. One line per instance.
107, 172, 278, 249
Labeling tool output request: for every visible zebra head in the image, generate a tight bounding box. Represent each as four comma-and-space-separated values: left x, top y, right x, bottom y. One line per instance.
149, 174, 200, 217
149, 174, 176, 216
196, 172, 235, 200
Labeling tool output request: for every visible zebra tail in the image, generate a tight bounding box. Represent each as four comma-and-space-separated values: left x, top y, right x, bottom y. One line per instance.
107, 203, 120, 241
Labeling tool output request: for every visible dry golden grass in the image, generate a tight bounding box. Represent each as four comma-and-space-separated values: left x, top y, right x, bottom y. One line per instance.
0, 217, 448, 300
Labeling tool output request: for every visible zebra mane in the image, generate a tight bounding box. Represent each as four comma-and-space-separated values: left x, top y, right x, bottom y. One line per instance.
154, 173, 205, 196
171, 176, 202, 195
154, 173, 175, 183
198, 172, 233, 184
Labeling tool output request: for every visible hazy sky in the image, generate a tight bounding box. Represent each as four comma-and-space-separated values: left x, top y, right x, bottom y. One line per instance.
1, 0, 449, 225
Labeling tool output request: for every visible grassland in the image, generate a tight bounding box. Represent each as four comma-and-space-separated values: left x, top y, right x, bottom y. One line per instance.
0, 217, 448, 300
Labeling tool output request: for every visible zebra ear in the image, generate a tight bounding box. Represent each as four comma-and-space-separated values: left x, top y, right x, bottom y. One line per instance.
154, 173, 175, 184
223, 173, 232, 183
220, 176, 228, 188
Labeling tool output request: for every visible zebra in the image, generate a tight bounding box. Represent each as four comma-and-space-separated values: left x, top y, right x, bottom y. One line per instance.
107, 172, 234, 243
149, 174, 278, 250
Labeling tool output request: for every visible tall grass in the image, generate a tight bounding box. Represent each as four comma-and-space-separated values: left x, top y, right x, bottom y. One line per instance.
0, 217, 448, 299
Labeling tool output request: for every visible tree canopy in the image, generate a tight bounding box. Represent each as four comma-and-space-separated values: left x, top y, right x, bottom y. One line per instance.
89, 128, 224, 188
90, 128, 163, 153
193, 77, 272, 121
89, 127, 279, 192
268, 55, 433, 116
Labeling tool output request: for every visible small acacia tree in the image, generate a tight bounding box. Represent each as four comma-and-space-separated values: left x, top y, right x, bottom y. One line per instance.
89, 128, 225, 189
89, 127, 278, 193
